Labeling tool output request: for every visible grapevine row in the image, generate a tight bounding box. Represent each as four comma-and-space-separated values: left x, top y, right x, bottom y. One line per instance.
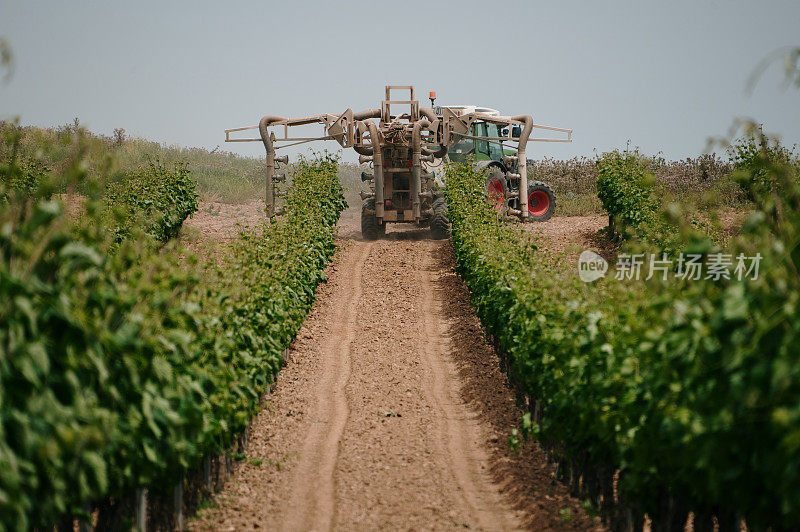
0, 149, 345, 529
444, 149, 800, 530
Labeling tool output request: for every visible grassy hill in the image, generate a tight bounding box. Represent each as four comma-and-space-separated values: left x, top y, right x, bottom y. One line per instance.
1, 120, 264, 202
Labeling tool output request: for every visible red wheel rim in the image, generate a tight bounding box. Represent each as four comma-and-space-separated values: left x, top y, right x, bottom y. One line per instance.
486, 179, 505, 211
528, 190, 550, 217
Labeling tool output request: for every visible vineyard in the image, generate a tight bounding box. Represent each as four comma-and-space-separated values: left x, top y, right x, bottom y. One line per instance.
1, 117, 800, 531
445, 135, 800, 529
2, 0, 799, 527
0, 124, 346, 529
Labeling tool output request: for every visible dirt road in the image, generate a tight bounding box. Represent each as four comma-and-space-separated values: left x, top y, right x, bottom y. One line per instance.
189, 204, 601, 531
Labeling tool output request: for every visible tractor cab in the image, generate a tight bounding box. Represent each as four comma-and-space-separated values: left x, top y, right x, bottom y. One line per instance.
432, 103, 557, 222
433, 105, 517, 165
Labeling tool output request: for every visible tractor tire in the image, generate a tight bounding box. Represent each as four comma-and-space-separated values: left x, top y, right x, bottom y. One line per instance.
361, 198, 385, 240
485, 167, 508, 212
525, 181, 556, 222
430, 196, 450, 240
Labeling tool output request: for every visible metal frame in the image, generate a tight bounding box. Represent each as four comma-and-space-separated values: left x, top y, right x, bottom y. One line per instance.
225, 85, 572, 222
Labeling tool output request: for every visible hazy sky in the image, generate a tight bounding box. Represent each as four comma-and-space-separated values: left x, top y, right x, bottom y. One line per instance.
1, 0, 798, 162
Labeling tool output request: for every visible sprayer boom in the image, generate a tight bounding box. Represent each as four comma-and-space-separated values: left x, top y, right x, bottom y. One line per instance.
225, 85, 571, 231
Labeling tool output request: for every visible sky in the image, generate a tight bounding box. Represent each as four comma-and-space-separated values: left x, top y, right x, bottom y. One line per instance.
1, 0, 798, 163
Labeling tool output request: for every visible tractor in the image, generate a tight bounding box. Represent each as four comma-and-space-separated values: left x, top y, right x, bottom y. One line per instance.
225, 86, 571, 239
434, 104, 559, 222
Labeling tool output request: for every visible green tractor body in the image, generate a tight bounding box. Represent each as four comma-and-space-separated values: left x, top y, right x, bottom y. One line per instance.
436, 106, 557, 222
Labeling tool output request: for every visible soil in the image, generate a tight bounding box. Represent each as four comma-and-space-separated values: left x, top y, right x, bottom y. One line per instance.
183, 199, 267, 240
185, 202, 606, 531
521, 209, 749, 267
523, 214, 618, 265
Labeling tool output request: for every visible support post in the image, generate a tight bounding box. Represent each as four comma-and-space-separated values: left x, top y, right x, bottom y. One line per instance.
173, 483, 183, 531
203, 455, 212, 491
78, 503, 93, 532
135, 489, 147, 532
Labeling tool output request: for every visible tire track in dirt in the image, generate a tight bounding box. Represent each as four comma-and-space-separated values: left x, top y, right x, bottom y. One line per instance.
279, 242, 372, 531
416, 250, 519, 531
189, 211, 602, 531
187, 237, 373, 532
329, 237, 522, 530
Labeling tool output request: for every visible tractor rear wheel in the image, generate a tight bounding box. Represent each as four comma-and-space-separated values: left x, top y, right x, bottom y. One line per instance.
361, 198, 385, 240
430, 196, 450, 239
485, 168, 508, 212
525, 181, 556, 222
